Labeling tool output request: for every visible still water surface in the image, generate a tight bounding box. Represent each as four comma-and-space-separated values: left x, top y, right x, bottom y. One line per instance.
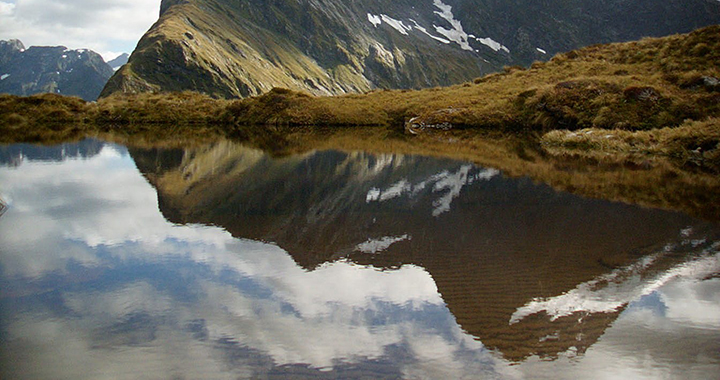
0, 139, 719, 379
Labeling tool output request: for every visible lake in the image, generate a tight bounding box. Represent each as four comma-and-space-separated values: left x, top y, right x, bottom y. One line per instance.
1, 137, 719, 379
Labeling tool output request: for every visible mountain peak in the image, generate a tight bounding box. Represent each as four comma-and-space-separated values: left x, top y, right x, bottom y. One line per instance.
107, 53, 130, 71
0, 39, 25, 52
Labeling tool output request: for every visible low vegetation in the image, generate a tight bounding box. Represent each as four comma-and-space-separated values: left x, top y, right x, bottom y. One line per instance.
542, 118, 720, 173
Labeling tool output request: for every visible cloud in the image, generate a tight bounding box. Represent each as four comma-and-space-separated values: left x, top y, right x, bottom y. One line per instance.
0, 0, 160, 60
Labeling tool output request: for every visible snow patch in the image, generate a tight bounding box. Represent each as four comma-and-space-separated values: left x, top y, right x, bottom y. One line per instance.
367, 13, 381, 27
0, 74, 9, 80
409, 19, 450, 44
432, 0, 473, 51
366, 188, 381, 202
380, 180, 412, 202
475, 37, 510, 53
365, 166, 499, 217
431, 166, 499, 216
356, 235, 411, 254
536, 47, 547, 54
381, 14, 412, 35
367, 13, 412, 35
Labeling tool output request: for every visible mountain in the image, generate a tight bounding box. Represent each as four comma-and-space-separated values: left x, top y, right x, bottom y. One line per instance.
101, 0, 720, 99
0, 40, 114, 101
129, 140, 719, 361
107, 53, 130, 71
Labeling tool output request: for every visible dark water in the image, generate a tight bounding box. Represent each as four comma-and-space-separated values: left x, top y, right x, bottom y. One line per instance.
1, 139, 718, 379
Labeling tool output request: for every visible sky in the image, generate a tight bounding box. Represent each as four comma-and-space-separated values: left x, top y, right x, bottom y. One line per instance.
0, 0, 161, 61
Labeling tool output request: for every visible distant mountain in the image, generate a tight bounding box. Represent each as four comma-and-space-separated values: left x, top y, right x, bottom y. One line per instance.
107, 53, 129, 71
0, 40, 114, 101
101, 0, 720, 99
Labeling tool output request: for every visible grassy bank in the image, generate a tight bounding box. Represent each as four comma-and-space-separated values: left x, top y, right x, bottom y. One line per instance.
3, 26, 718, 131
542, 118, 720, 173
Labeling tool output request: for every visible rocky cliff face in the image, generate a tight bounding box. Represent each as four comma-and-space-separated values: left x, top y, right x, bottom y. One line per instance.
101, 0, 720, 99
0, 40, 114, 101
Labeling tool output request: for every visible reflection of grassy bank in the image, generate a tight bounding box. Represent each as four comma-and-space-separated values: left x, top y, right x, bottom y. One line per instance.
279, 127, 720, 221
2, 119, 719, 221
104, 126, 719, 222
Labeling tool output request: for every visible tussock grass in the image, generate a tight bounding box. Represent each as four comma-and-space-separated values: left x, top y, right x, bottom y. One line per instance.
542, 118, 720, 173
94, 91, 230, 125
0, 93, 91, 143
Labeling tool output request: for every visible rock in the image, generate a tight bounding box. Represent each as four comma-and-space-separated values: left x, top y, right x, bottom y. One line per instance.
623, 86, 661, 102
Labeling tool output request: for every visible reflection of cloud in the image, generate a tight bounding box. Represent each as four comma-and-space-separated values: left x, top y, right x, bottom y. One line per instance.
2, 140, 719, 379
659, 278, 720, 327
0, 142, 507, 378
516, 276, 720, 380
0, 144, 234, 277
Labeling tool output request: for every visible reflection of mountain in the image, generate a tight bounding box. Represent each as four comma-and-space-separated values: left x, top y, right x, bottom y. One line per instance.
130, 140, 719, 361
0, 139, 106, 166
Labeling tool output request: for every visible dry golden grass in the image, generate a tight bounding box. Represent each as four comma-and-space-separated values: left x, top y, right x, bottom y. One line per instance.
0, 93, 92, 143
93, 91, 230, 125
542, 118, 720, 173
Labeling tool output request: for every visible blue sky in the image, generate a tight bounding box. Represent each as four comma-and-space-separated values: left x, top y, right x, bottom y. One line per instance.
0, 0, 160, 61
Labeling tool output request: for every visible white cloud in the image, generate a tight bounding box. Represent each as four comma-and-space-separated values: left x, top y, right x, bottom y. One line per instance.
0, 0, 160, 60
